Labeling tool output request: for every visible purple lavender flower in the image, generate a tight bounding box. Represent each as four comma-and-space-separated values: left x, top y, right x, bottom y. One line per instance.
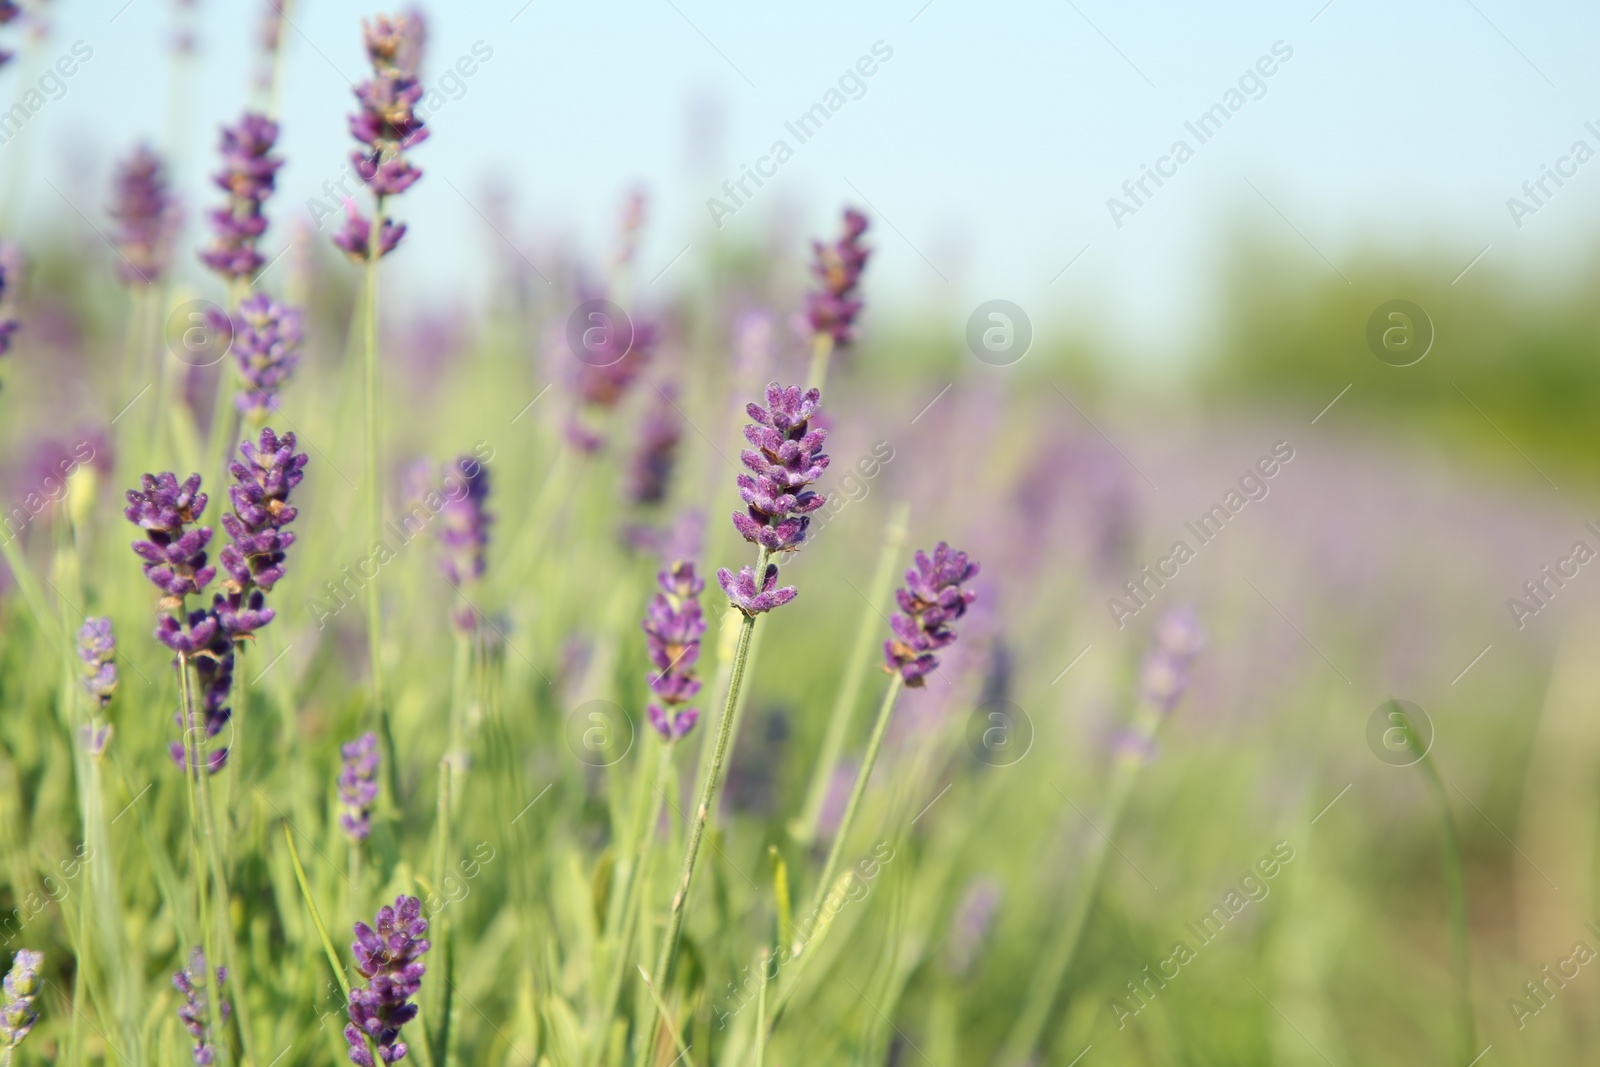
0, 948, 43, 1057
883, 543, 980, 687
805, 208, 870, 346
339, 732, 380, 842
716, 563, 796, 616
173, 948, 230, 1066
564, 316, 658, 454
627, 385, 682, 506
345, 895, 429, 1066
77, 617, 118, 707
642, 561, 705, 742
335, 13, 429, 264
230, 292, 302, 420
437, 456, 490, 589
730, 383, 828, 553
331, 197, 406, 264
0, 264, 19, 361
124, 473, 216, 611
215, 428, 307, 639
198, 112, 283, 281
109, 145, 180, 285
1138, 606, 1205, 713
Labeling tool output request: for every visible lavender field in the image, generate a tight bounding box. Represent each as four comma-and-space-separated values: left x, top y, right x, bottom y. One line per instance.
0, 1, 1597, 1065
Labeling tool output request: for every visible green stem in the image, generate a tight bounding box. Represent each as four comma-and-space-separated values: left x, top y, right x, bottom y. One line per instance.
805, 333, 835, 395
1407, 716, 1475, 1063
643, 547, 768, 1053
792, 504, 908, 846
179, 655, 231, 1067
997, 698, 1165, 1066
362, 203, 394, 799
754, 949, 769, 1067
806, 673, 904, 934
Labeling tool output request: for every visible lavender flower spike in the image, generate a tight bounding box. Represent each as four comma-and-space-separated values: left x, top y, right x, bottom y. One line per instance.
732, 383, 829, 553
78, 617, 118, 707
345, 895, 429, 1066
173, 948, 230, 1066
642, 561, 705, 741
0, 265, 19, 363
231, 292, 302, 420
0, 948, 43, 1057
331, 197, 405, 264
339, 732, 380, 841
199, 111, 283, 281
1138, 606, 1205, 713
125, 473, 218, 655
805, 207, 870, 346
627, 384, 682, 507
109, 145, 179, 285
215, 427, 307, 638
883, 543, 980, 687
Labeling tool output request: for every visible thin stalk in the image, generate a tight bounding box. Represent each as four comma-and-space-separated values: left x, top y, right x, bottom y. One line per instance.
361, 204, 394, 798
754, 949, 769, 1067
643, 548, 768, 1052
1407, 717, 1475, 1063
428, 757, 453, 1067
792, 503, 908, 846
997, 702, 1160, 1067
635, 966, 696, 1067
178, 655, 230, 1067
806, 674, 904, 934
805, 333, 834, 395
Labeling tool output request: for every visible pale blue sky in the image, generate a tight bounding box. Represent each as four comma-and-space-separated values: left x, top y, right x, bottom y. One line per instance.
15, 0, 1600, 359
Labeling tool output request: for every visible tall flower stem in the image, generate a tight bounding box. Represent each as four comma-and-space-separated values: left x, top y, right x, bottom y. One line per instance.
178, 654, 232, 1067
1405, 714, 1475, 1063
792, 503, 908, 846
643, 548, 767, 1051
361, 202, 396, 799
805, 333, 834, 395
804, 673, 904, 937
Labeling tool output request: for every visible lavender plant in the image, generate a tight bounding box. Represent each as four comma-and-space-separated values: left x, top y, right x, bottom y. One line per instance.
109, 145, 178, 286
198, 112, 283, 287
803, 207, 869, 391
173, 948, 230, 1066
345, 895, 429, 1066
339, 732, 380, 842
0, 949, 42, 1067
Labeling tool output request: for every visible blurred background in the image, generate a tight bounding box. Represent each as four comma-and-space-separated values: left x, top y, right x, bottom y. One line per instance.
2, 1, 1600, 1065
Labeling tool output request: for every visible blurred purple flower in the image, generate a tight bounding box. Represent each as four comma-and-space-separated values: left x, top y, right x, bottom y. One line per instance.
883, 543, 980, 687
642, 560, 705, 742
1138, 606, 1205, 713
564, 314, 658, 453
77, 617, 117, 708
438, 455, 490, 590
215, 428, 306, 638
339, 732, 380, 842
173, 948, 230, 1066
109, 145, 179, 285
345, 895, 429, 1066
805, 208, 870, 346
336, 12, 429, 264
331, 198, 406, 264
231, 292, 302, 420
198, 111, 283, 281
0, 948, 44, 1055
944, 876, 1002, 978
627, 384, 682, 506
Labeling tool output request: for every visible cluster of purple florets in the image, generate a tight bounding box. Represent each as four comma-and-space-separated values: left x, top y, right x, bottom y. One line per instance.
199, 112, 283, 281
173, 948, 230, 1066
109, 145, 179, 286
125, 430, 306, 773
339, 732, 381, 842
333, 14, 428, 262
230, 292, 302, 420
883, 543, 980, 687
716, 383, 829, 615
1138, 606, 1205, 713
805, 208, 870, 346
345, 895, 430, 1066
642, 561, 705, 741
